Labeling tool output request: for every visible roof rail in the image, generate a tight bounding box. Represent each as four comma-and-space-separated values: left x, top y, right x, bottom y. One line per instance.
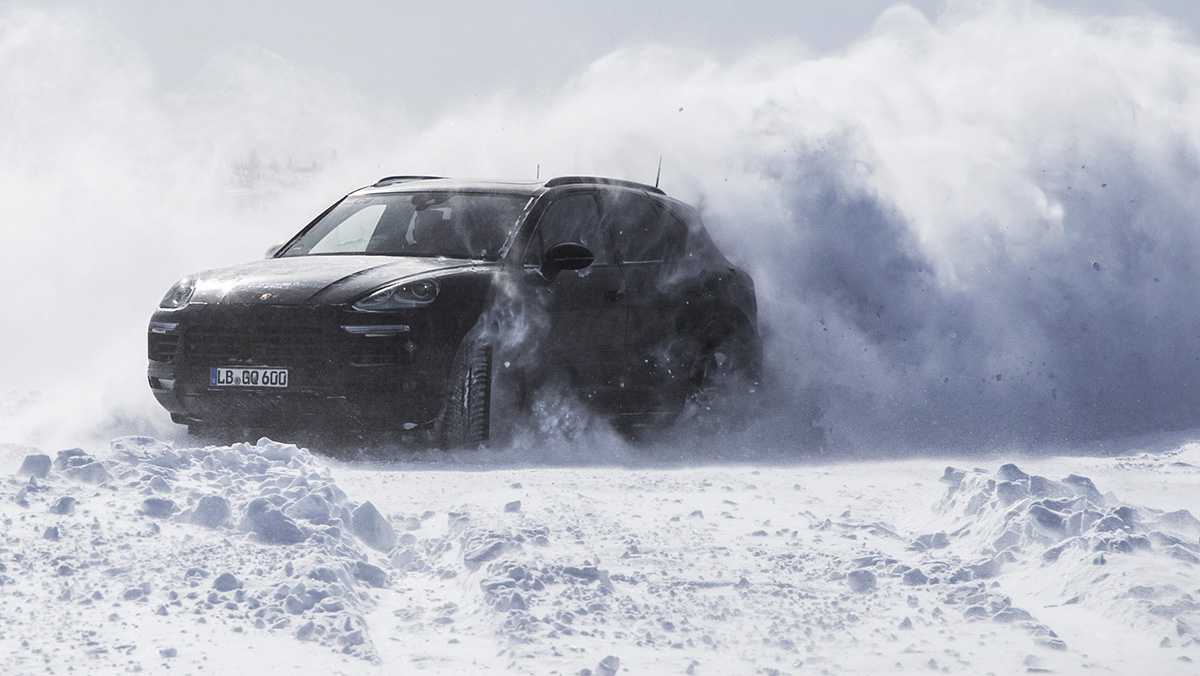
543, 175, 664, 195
373, 175, 444, 187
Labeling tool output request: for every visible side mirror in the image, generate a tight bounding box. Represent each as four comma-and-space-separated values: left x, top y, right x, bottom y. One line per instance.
540, 242, 594, 279
264, 241, 285, 259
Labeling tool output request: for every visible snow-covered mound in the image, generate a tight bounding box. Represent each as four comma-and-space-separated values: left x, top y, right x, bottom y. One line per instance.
2, 437, 394, 670
4, 438, 1198, 673
933, 462, 1200, 649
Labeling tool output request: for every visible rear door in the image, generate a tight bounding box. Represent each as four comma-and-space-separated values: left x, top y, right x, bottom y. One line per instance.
604, 192, 692, 413
523, 190, 627, 412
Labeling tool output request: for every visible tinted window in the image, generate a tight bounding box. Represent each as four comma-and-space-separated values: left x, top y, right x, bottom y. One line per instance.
281, 192, 528, 260
526, 192, 613, 265
607, 194, 681, 263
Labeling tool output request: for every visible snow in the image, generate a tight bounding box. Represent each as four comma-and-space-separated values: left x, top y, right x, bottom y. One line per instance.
0, 437, 393, 670
4, 2, 1200, 673
1, 435, 1197, 674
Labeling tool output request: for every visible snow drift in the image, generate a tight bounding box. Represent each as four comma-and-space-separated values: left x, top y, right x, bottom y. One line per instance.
932, 458, 1200, 648
7, 437, 1198, 672
2, 437, 393, 668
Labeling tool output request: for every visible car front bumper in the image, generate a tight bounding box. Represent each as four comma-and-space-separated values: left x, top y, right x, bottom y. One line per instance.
146, 303, 454, 428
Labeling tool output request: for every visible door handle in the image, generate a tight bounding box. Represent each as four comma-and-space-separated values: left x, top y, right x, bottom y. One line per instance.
605, 289, 625, 302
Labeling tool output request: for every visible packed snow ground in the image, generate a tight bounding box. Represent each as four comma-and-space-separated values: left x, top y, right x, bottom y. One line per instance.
1, 436, 1198, 675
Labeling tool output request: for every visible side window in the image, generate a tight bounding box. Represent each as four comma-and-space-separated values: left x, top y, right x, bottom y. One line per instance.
525, 192, 613, 265
607, 194, 681, 263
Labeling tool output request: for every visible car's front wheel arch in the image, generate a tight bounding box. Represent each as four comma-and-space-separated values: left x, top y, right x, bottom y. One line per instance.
435, 339, 493, 449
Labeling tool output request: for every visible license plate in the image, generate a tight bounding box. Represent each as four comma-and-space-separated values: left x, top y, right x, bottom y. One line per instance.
210, 367, 289, 388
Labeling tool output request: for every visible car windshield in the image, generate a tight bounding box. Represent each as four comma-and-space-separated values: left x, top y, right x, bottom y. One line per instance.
279, 192, 530, 261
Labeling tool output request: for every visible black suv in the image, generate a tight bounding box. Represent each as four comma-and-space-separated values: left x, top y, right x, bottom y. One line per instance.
148, 175, 760, 446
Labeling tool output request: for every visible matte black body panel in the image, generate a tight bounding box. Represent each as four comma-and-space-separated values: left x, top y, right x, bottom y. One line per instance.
148, 177, 759, 432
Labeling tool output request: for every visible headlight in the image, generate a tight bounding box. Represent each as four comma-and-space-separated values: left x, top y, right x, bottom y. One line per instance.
353, 279, 439, 311
159, 278, 196, 309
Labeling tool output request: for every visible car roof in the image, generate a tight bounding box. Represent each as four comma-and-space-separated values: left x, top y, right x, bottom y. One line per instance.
351, 174, 674, 198
349, 175, 699, 222
351, 177, 545, 198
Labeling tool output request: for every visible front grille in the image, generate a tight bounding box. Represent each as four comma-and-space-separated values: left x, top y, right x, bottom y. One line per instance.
185, 325, 327, 365
349, 336, 409, 366
148, 333, 181, 363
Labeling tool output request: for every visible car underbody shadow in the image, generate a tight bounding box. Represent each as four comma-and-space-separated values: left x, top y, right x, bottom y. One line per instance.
176, 382, 831, 471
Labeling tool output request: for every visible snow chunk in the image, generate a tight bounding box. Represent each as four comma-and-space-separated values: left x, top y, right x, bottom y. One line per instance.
353, 561, 388, 588
350, 501, 395, 552
847, 569, 877, 593
1028, 503, 1067, 535
996, 463, 1029, 482
1062, 474, 1104, 504
112, 436, 185, 468
122, 583, 150, 601
212, 573, 241, 592
941, 466, 966, 486
64, 461, 111, 484
464, 539, 507, 568
54, 448, 88, 470
995, 480, 1028, 506
910, 532, 948, 550
49, 496, 76, 515
141, 497, 177, 518
1157, 509, 1200, 537
17, 454, 51, 478
286, 492, 334, 524
190, 495, 231, 528
242, 497, 305, 544
146, 475, 171, 493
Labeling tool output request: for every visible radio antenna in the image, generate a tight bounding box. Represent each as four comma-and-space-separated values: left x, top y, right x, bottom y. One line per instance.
536, 163, 541, 181
654, 155, 662, 189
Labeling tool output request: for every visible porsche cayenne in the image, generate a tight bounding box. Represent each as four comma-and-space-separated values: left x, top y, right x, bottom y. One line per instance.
147, 175, 760, 446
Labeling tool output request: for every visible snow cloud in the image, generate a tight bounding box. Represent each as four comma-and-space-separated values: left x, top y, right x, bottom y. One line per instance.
3, 2, 1200, 450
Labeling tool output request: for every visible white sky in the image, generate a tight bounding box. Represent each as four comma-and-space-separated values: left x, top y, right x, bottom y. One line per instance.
40, 0, 1200, 121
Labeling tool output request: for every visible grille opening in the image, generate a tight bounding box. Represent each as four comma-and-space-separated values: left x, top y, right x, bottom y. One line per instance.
348, 336, 407, 366
148, 333, 181, 363
185, 325, 326, 364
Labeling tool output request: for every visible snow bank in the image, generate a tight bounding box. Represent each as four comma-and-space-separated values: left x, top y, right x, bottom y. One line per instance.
936, 462, 1200, 647
2, 436, 399, 663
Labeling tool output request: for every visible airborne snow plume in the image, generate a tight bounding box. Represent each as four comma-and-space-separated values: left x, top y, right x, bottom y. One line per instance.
2, 2, 1200, 449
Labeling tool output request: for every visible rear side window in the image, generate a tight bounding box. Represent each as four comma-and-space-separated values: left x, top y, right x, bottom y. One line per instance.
606, 193, 684, 263
525, 192, 613, 265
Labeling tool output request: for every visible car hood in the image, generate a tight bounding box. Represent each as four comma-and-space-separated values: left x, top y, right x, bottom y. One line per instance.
189, 255, 493, 306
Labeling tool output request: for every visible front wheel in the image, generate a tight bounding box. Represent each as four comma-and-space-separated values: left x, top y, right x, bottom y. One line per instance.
436, 342, 493, 449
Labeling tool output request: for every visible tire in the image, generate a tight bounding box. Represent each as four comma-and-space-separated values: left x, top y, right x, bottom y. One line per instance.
437, 342, 493, 449
678, 328, 760, 434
